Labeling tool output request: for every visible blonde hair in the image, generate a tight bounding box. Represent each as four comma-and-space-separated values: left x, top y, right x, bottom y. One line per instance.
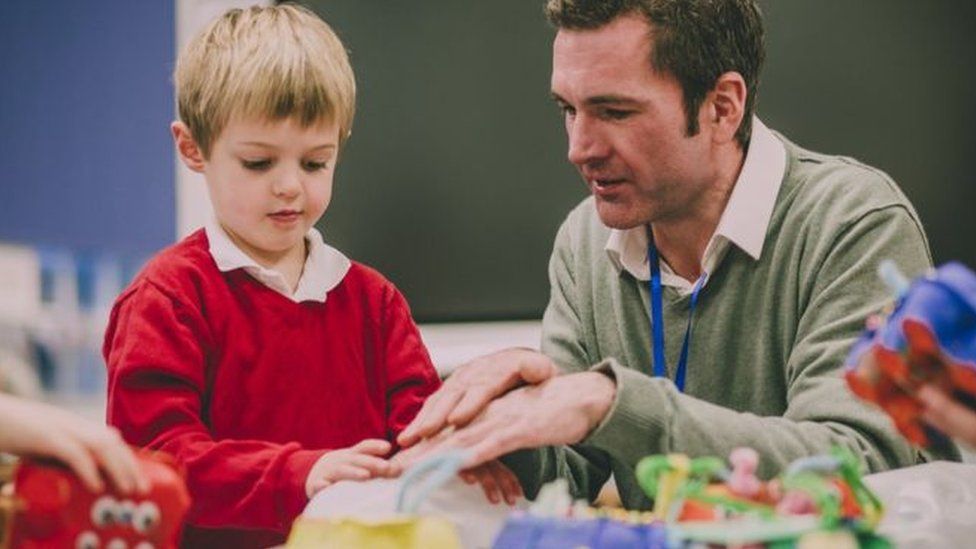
175, 4, 356, 157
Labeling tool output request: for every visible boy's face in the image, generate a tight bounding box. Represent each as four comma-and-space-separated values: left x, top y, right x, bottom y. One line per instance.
179, 116, 340, 267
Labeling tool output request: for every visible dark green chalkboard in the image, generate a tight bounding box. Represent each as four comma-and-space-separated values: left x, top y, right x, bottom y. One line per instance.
302, 0, 976, 322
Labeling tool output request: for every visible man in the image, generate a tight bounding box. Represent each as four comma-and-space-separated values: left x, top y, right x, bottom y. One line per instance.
398, 0, 960, 507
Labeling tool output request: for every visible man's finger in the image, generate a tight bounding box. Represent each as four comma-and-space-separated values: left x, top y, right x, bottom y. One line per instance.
400, 388, 465, 445
399, 390, 444, 443
446, 385, 501, 428
518, 359, 558, 385
462, 431, 524, 469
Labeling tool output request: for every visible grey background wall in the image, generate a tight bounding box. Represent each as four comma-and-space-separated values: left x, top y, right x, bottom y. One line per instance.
303, 1, 976, 322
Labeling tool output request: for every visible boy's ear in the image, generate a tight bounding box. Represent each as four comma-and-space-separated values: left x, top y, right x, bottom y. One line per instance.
171, 121, 206, 173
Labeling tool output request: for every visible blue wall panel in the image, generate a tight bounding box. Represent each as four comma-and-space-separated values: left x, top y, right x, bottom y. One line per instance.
0, 1, 175, 254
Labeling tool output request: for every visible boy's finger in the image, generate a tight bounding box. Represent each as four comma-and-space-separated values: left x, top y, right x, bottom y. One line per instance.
491, 461, 523, 504
352, 439, 392, 456
350, 454, 394, 475
473, 466, 501, 504
330, 464, 371, 483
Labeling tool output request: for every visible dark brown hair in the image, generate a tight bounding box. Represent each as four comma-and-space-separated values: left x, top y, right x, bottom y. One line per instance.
545, 0, 765, 147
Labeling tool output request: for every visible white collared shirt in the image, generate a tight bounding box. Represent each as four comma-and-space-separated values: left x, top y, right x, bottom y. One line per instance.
205, 219, 351, 303
604, 117, 787, 294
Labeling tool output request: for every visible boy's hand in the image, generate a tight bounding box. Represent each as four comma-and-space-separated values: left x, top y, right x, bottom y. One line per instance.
459, 459, 523, 506
305, 439, 400, 498
0, 394, 149, 496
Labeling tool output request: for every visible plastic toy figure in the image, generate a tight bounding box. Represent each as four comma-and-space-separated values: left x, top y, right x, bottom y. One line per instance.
491, 479, 667, 549
633, 446, 885, 547
3, 451, 190, 548
845, 261, 976, 448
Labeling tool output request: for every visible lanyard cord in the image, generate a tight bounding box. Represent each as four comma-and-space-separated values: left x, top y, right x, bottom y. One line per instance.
647, 229, 707, 392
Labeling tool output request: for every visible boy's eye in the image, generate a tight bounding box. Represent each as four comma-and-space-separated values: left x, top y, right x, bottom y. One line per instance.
302, 160, 330, 172
241, 159, 272, 171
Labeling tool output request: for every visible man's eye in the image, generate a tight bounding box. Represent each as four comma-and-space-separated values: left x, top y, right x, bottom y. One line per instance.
601, 109, 633, 120
302, 160, 330, 172
241, 159, 272, 171
558, 105, 576, 117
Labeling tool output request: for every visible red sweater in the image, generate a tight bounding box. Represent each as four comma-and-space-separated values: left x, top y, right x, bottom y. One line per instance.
103, 230, 440, 548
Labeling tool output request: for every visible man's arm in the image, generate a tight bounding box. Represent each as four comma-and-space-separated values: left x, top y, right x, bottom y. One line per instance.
437, 206, 961, 482
501, 217, 615, 501
581, 205, 960, 477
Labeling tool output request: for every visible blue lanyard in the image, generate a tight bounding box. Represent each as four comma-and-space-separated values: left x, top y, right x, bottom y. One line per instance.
648, 230, 707, 392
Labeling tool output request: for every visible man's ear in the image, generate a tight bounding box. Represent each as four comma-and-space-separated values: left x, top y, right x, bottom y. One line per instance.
704, 72, 747, 145
171, 121, 206, 173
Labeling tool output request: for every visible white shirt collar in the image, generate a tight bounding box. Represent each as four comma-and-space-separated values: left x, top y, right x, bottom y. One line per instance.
205, 219, 351, 303
605, 117, 786, 292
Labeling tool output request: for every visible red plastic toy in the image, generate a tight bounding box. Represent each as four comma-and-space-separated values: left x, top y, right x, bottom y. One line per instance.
845, 262, 976, 448
4, 451, 190, 549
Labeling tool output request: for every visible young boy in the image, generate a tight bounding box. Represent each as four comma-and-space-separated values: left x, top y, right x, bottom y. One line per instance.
104, 6, 467, 547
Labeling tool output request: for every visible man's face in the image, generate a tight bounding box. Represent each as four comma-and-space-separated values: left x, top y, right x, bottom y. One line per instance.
551, 14, 715, 230
203, 116, 339, 266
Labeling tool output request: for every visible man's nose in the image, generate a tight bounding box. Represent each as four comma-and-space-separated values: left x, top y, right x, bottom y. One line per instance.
567, 116, 608, 166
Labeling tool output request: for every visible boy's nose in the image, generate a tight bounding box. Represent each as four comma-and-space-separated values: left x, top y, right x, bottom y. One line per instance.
272, 169, 302, 198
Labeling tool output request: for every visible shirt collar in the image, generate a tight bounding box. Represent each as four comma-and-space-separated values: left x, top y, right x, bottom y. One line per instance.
605, 117, 786, 286
205, 218, 350, 303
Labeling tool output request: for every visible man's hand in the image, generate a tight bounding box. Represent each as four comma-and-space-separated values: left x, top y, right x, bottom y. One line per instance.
397, 348, 558, 447
424, 371, 616, 469
918, 384, 976, 449
391, 434, 523, 505
305, 439, 400, 498
0, 394, 149, 495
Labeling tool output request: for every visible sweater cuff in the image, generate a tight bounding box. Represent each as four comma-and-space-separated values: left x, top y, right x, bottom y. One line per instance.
581, 359, 672, 466
278, 448, 327, 528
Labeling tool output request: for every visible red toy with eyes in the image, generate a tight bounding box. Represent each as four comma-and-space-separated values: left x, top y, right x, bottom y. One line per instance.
5, 451, 189, 549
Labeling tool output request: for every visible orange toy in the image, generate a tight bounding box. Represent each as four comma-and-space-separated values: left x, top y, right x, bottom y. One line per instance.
845, 262, 976, 448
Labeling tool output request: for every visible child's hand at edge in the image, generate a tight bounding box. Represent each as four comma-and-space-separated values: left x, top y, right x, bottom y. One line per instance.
0, 393, 150, 495
918, 384, 976, 449
305, 439, 400, 498
459, 459, 523, 506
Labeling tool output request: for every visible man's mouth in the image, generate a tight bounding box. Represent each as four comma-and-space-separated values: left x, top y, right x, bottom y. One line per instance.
592, 178, 626, 188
